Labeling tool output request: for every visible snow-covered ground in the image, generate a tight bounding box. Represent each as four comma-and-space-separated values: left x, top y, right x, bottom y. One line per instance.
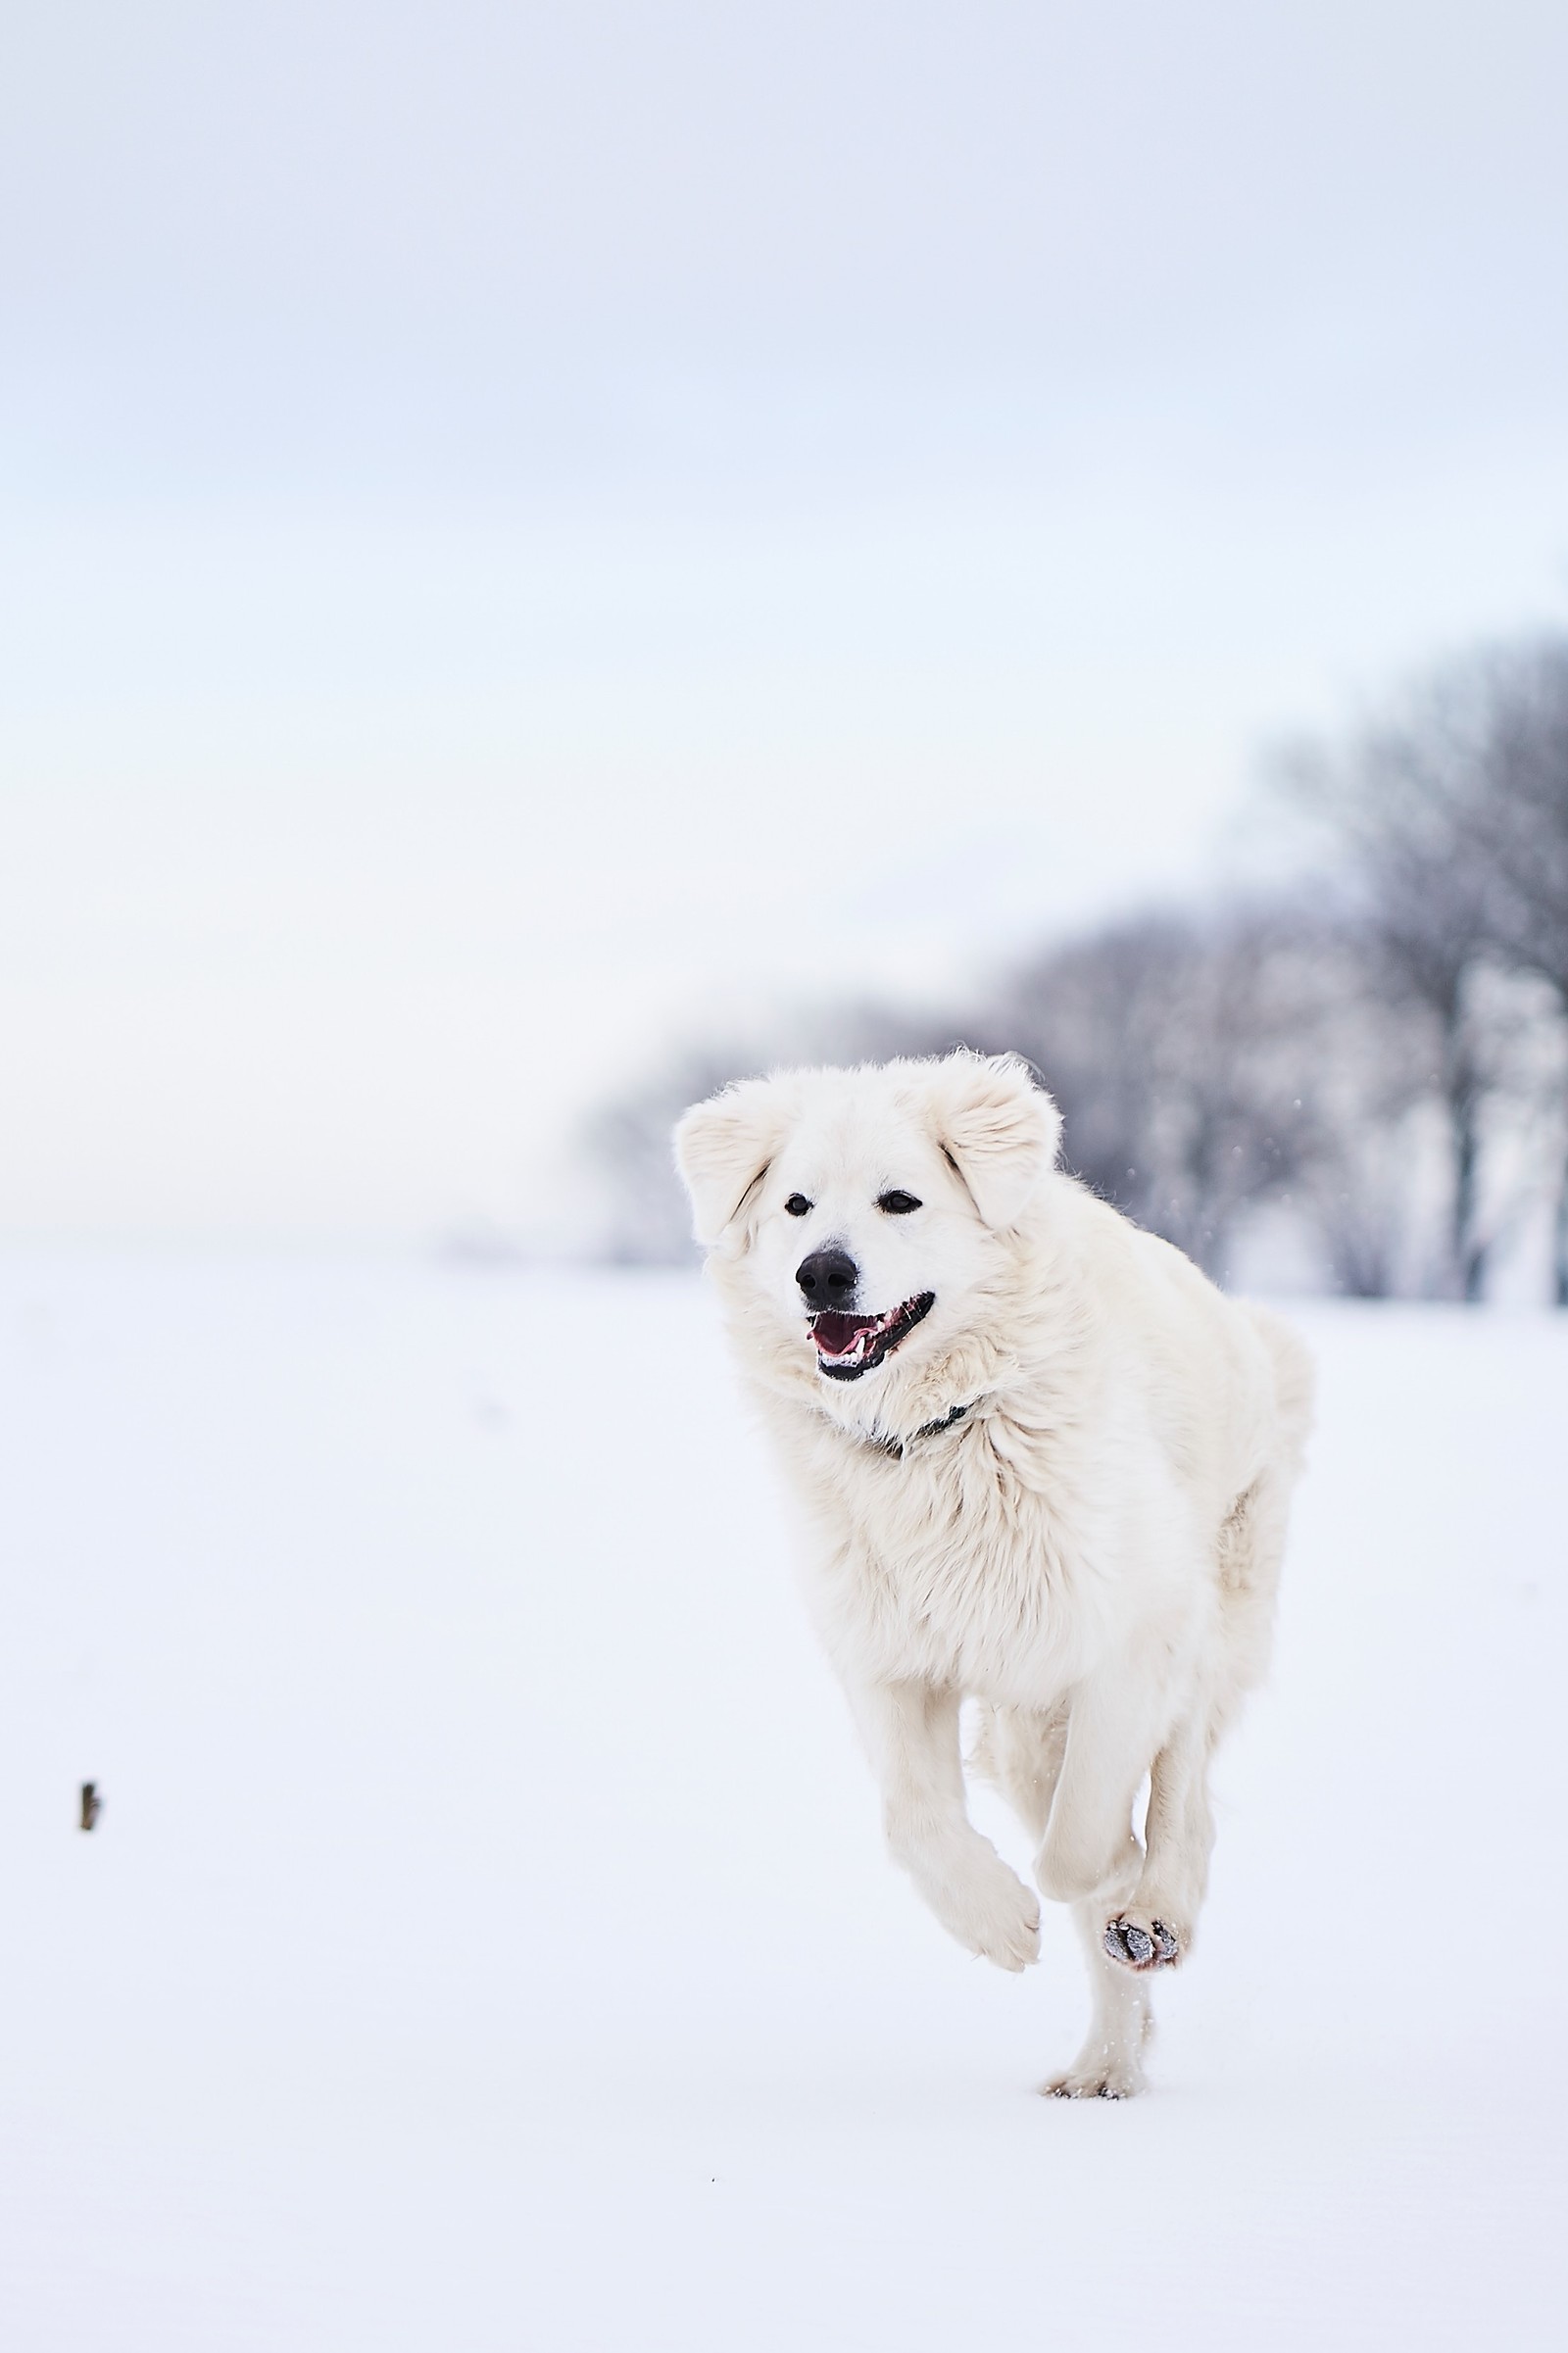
0, 1258, 1562, 2349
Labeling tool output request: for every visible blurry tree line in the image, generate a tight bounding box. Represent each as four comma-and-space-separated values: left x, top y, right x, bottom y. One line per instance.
585, 631, 1568, 1300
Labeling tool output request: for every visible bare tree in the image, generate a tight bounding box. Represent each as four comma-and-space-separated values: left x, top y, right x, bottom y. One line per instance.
1274, 647, 1564, 1299
583, 907, 1435, 1293
1448, 639, 1568, 1298
999, 906, 1322, 1283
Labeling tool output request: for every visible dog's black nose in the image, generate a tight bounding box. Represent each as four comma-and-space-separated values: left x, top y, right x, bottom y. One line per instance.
796, 1247, 858, 1308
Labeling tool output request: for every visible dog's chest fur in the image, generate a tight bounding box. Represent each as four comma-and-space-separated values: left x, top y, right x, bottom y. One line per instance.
776, 1402, 1135, 1703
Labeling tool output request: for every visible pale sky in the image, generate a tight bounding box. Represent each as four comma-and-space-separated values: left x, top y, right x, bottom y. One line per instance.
4, 1, 1567, 1242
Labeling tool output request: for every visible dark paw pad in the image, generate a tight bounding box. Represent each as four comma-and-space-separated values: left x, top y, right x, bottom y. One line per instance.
1103, 1915, 1181, 1971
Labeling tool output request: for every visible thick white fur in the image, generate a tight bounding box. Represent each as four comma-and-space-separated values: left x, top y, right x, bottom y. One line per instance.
674, 1052, 1312, 2097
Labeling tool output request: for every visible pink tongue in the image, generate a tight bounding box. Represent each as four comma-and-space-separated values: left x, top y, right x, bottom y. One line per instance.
812, 1311, 878, 1353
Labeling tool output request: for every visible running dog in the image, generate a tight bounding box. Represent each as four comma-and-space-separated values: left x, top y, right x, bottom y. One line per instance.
674, 1050, 1311, 2096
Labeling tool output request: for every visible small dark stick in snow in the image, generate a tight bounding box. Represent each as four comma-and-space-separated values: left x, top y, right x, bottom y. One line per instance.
79, 1782, 102, 1833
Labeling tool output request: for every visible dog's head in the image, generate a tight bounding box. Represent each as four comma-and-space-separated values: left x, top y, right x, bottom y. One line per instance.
673, 1052, 1061, 1400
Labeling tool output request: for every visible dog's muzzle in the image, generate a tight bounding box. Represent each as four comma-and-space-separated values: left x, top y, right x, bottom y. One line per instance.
808, 1293, 935, 1381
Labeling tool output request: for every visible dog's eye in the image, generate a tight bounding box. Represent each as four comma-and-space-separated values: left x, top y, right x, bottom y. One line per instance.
877, 1190, 922, 1215
784, 1193, 812, 1217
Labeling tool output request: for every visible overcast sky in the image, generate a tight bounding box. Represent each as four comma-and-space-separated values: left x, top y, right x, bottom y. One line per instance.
4, 1, 1568, 1242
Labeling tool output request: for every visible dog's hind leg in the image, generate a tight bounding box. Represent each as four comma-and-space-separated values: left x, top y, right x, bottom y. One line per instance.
849, 1678, 1042, 1973
1041, 1899, 1153, 2099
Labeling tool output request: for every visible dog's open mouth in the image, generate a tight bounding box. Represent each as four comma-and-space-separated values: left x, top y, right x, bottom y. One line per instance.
809, 1293, 935, 1381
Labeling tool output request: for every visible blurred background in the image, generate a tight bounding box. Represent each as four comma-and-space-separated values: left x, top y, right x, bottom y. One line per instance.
6, 0, 1568, 1291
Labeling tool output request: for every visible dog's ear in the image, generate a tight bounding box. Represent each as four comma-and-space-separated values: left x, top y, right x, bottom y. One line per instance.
673, 1078, 789, 1248
925, 1053, 1061, 1231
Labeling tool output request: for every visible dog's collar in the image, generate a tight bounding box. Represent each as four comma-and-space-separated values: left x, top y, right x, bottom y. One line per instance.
828, 1397, 976, 1462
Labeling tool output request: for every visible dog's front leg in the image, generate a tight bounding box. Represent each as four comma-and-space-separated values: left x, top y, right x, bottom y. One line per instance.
1100, 1714, 1215, 1975
1032, 1662, 1160, 1908
848, 1679, 1041, 1972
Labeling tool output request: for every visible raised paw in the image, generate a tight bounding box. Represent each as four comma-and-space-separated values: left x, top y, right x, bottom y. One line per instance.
961, 1867, 1042, 1973
1102, 1913, 1182, 1973
924, 1849, 1041, 1972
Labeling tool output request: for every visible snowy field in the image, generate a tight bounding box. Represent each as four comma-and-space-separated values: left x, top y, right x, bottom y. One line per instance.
0, 1257, 1563, 2351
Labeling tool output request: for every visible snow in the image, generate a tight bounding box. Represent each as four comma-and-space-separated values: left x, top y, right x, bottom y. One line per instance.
1, 1257, 1563, 2349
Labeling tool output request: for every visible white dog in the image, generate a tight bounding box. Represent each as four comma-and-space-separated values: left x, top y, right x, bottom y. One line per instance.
674, 1050, 1311, 2096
